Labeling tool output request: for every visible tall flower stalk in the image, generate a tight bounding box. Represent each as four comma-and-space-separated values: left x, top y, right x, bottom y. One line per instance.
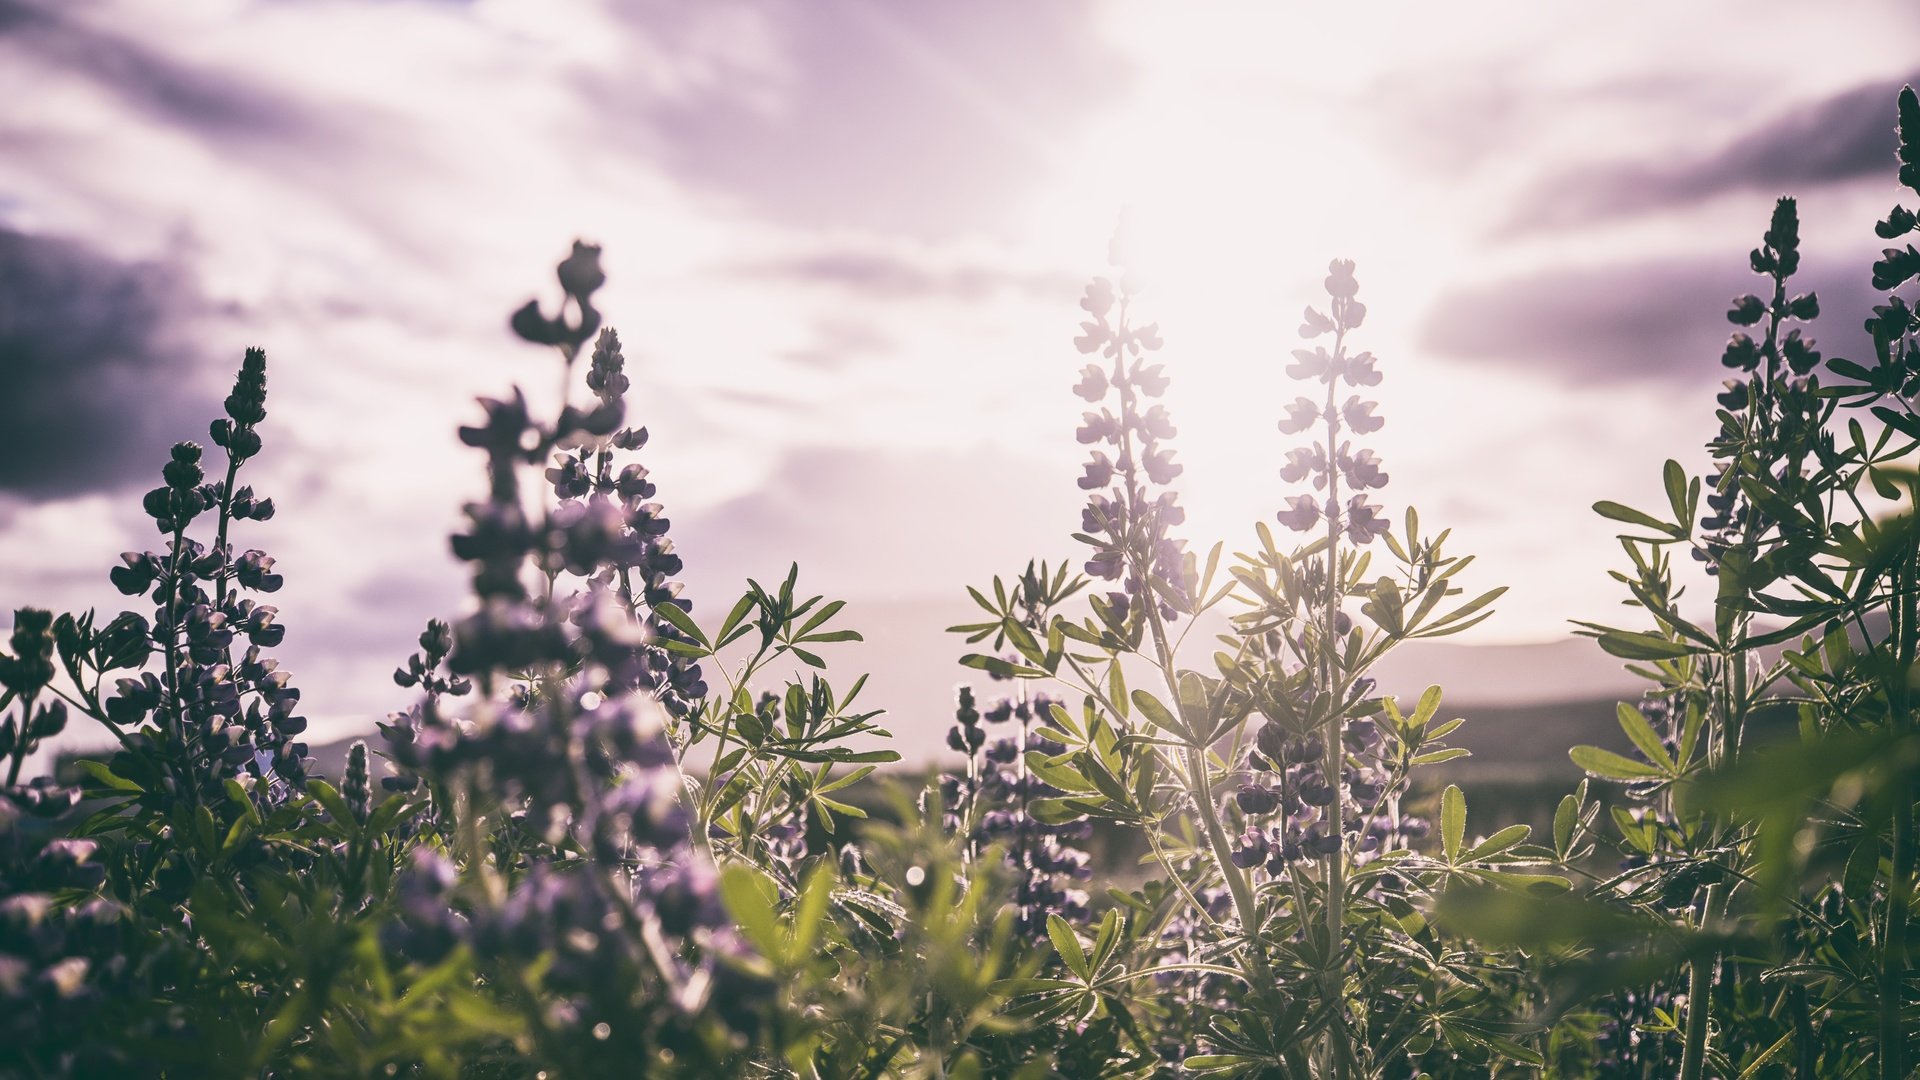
960, 244, 1518, 1075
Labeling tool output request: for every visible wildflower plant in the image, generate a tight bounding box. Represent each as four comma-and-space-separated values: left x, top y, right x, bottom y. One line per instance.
951, 241, 1537, 1076
3, 80, 1919, 1080
945, 562, 1096, 936
1453, 87, 1920, 1079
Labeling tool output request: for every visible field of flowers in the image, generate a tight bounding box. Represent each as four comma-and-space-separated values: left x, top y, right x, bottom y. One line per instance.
2, 86, 1918, 1079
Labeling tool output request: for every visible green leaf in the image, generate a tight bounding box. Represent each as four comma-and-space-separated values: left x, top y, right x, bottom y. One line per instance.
960, 653, 1042, 679
1593, 500, 1676, 536
1465, 823, 1529, 863
814, 796, 866, 820
305, 779, 355, 827
651, 600, 709, 648
798, 629, 862, 644
720, 865, 782, 954
1003, 618, 1044, 664
219, 815, 254, 857
1474, 870, 1572, 894
1129, 690, 1192, 741
1616, 703, 1675, 772
1047, 914, 1089, 979
1663, 459, 1692, 532
1594, 630, 1699, 660
815, 765, 876, 794
794, 598, 845, 638
1441, 784, 1466, 862
1553, 794, 1578, 859
790, 864, 833, 963
75, 759, 142, 793
1570, 745, 1666, 780
1026, 751, 1093, 794
715, 592, 758, 647
1030, 797, 1098, 825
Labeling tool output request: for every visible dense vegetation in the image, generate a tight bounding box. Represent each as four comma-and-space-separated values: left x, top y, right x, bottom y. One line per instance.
2, 87, 1919, 1079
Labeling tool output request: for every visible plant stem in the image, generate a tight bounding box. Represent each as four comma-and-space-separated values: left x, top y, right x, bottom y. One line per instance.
1882, 540, 1917, 1080
1681, 882, 1725, 1080
1319, 324, 1351, 1078
1886, 786, 1913, 1080
1108, 291, 1271, 984
1144, 593, 1270, 985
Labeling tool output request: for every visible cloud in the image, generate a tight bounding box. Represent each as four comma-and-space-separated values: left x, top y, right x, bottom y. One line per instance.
1420, 251, 1881, 384
731, 243, 1071, 302
674, 442, 1079, 606
0, 1, 319, 142
780, 318, 892, 371
1507, 72, 1920, 230
0, 228, 218, 494
592, 0, 1129, 235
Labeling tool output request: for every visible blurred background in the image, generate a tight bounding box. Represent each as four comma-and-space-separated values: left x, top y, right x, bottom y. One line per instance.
3, 0, 1917, 775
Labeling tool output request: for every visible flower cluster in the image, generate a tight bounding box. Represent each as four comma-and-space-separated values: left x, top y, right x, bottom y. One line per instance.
1273, 259, 1389, 545
99, 349, 314, 798
378, 244, 768, 1060
1230, 697, 1427, 871
384, 244, 767, 1063
1, 610, 78, 815
1701, 197, 1826, 573
0, 828, 140, 1076
1853, 87, 1920, 410
544, 327, 707, 717
944, 687, 1092, 935
1071, 242, 1195, 624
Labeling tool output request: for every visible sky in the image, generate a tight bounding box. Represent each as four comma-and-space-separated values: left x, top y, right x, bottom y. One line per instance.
3, 0, 1919, 755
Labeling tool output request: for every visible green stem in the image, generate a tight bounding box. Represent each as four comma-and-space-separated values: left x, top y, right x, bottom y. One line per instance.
1108, 290, 1270, 984
1680, 882, 1726, 1080
1319, 324, 1351, 1079
1882, 542, 1916, 1080
1886, 787, 1913, 1080
1145, 595, 1270, 985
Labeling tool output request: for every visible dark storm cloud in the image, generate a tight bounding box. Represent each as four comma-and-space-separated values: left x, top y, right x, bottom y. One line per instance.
1508, 72, 1920, 231
0, 229, 216, 495
595, 0, 1128, 235
1421, 253, 1882, 384
0, 1, 317, 141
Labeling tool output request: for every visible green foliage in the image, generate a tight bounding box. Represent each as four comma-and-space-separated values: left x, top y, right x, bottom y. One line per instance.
1, 80, 1917, 1080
